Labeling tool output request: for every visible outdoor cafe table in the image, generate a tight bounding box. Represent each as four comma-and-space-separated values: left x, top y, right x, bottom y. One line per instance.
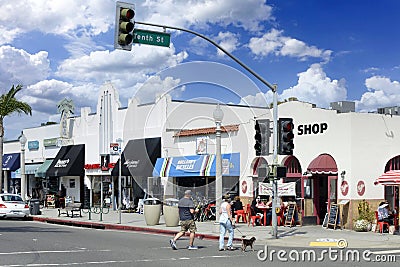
257, 205, 270, 226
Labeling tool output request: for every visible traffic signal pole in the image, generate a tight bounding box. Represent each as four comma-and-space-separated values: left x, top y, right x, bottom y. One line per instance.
135, 20, 280, 238
272, 84, 279, 238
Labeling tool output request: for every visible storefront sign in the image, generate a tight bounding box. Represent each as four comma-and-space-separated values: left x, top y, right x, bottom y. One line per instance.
196, 137, 207, 154
125, 159, 140, 168
259, 182, 296, 196
175, 159, 196, 170
28, 141, 39, 150
101, 155, 110, 171
110, 143, 120, 155
298, 122, 328, 135
85, 163, 115, 169
43, 138, 58, 147
357, 180, 366, 196
54, 159, 70, 168
340, 181, 349, 196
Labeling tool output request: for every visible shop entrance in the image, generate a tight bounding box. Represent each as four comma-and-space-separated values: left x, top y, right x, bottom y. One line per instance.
303, 153, 338, 225
314, 176, 328, 224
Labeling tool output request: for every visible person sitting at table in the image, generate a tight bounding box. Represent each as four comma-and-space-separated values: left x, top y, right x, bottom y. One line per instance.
251, 196, 264, 225
232, 196, 245, 222
377, 201, 392, 225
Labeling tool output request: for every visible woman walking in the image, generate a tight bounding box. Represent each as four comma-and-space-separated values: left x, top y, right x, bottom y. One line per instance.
219, 194, 235, 251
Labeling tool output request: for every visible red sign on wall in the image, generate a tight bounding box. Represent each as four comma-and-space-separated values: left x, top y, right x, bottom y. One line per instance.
357, 180, 366, 196
241, 181, 248, 194
340, 181, 349, 196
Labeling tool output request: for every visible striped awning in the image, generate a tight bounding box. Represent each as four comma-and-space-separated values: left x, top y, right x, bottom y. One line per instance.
153, 153, 240, 177
374, 170, 400, 185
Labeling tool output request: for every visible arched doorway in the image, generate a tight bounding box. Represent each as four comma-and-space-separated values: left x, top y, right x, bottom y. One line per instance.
282, 155, 302, 198
304, 153, 338, 225
250, 156, 269, 197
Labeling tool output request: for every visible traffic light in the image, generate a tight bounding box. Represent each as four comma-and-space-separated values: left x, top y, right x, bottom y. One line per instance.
115, 1, 135, 51
254, 119, 270, 156
278, 118, 294, 155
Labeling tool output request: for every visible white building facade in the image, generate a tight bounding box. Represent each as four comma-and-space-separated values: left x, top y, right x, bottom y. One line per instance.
3, 85, 399, 228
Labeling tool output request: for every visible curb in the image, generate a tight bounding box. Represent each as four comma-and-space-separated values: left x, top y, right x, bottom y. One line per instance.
32, 216, 242, 242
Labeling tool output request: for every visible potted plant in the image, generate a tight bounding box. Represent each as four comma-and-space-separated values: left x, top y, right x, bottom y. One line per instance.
353, 200, 375, 232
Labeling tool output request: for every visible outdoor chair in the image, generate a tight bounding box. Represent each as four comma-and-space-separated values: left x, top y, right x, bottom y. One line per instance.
375, 211, 390, 233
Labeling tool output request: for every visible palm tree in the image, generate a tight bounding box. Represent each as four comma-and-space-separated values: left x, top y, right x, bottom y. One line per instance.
0, 85, 32, 192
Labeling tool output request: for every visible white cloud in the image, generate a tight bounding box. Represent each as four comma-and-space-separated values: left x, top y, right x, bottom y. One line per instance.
0, 46, 50, 90
280, 64, 347, 107
215, 31, 239, 56
0, 0, 113, 45
248, 29, 332, 61
56, 44, 187, 83
134, 75, 183, 104
356, 76, 400, 112
239, 91, 272, 107
141, 0, 273, 32
240, 64, 347, 108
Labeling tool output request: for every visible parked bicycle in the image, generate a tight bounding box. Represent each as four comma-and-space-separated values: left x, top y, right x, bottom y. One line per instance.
193, 196, 216, 222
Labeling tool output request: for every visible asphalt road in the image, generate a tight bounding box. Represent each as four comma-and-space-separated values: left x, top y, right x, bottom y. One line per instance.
0, 220, 399, 267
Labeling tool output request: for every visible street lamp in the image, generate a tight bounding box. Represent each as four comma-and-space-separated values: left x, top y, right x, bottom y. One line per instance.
213, 104, 224, 222
116, 138, 123, 224
19, 132, 27, 201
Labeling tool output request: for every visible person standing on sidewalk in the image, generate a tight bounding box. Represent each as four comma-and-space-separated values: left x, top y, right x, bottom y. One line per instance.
219, 194, 235, 251
170, 190, 199, 250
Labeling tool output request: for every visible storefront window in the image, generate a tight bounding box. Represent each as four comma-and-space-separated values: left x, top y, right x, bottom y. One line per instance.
304, 179, 313, 198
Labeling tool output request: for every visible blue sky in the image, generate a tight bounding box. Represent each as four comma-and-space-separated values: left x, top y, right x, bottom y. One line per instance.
1, 0, 400, 140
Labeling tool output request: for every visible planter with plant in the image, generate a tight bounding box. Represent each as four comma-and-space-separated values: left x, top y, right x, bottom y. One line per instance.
353, 200, 375, 232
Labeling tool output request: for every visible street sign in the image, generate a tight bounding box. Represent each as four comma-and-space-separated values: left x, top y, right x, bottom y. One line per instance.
110, 143, 120, 155
133, 29, 170, 47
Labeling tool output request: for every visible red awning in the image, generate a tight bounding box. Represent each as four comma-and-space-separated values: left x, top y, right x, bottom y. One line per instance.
307, 154, 338, 175
374, 170, 400, 185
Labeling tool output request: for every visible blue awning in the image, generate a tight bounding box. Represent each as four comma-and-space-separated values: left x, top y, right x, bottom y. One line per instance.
2, 153, 20, 171
153, 153, 240, 177
13, 164, 42, 178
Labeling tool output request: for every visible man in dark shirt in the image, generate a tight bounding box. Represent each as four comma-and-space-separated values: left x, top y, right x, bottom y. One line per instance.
169, 190, 198, 250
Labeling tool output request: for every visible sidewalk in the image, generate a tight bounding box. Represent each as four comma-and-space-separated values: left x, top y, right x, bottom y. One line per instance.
32, 207, 400, 249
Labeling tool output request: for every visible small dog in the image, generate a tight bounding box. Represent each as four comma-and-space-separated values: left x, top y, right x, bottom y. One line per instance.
241, 237, 256, 251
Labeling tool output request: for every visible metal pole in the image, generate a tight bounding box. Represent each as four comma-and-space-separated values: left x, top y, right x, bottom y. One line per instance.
215, 120, 222, 222
118, 148, 122, 224
19, 132, 27, 201
271, 84, 278, 238
100, 177, 103, 221
117, 138, 123, 224
135, 21, 275, 91
20, 146, 26, 201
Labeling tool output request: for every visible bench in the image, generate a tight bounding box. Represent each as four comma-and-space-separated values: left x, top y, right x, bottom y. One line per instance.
58, 203, 82, 218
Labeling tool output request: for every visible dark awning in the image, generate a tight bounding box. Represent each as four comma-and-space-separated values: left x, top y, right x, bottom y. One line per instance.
46, 145, 85, 177
111, 137, 161, 177
2, 153, 20, 171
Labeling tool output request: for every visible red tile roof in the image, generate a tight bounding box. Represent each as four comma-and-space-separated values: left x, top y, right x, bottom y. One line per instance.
174, 124, 239, 137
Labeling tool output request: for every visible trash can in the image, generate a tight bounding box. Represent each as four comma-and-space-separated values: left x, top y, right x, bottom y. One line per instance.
163, 198, 179, 227
29, 199, 41, 215
143, 198, 161, 226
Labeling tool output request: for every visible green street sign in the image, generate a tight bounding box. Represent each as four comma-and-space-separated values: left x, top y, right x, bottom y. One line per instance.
133, 29, 170, 47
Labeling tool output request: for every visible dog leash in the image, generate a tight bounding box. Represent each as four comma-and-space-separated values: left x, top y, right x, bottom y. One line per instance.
233, 224, 245, 237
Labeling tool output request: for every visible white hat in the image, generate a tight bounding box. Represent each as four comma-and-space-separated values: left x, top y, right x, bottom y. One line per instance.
380, 203, 389, 208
